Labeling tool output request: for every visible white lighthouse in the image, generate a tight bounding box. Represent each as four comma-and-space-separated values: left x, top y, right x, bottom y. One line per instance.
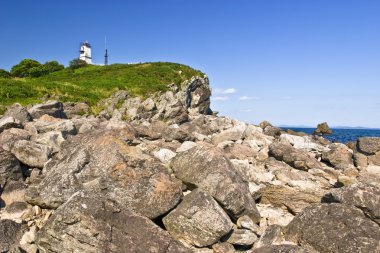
79, 41, 92, 64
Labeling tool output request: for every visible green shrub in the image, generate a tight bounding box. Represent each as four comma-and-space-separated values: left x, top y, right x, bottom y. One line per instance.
28, 61, 65, 77
11, 59, 41, 77
0, 69, 11, 78
69, 59, 88, 69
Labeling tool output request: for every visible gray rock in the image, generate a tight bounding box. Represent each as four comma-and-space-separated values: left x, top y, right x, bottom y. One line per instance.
357, 137, 380, 155
32, 131, 65, 154
325, 183, 380, 224
263, 125, 282, 137
142, 97, 156, 111
322, 143, 353, 168
284, 203, 380, 253
183, 76, 212, 115
25, 128, 183, 219
225, 229, 258, 246
237, 215, 259, 233
3, 103, 32, 124
32, 114, 76, 136
0, 148, 22, 187
171, 144, 261, 222
250, 245, 318, 253
0, 116, 21, 133
212, 242, 235, 253
36, 192, 192, 253
0, 128, 31, 152
254, 225, 284, 249
28, 100, 66, 119
211, 122, 246, 145
269, 142, 323, 171
0, 180, 27, 207
0, 219, 25, 253
11, 140, 51, 168
163, 189, 233, 247
62, 102, 90, 118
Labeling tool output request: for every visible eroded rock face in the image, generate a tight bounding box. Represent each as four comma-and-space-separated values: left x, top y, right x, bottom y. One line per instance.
325, 183, 380, 224
163, 189, 233, 247
284, 203, 380, 253
269, 142, 323, 171
25, 127, 183, 219
357, 137, 380, 155
170, 144, 261, 222
36, 192, 192, 253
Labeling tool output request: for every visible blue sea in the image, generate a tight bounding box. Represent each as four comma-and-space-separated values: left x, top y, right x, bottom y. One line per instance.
285, 128, 380, 144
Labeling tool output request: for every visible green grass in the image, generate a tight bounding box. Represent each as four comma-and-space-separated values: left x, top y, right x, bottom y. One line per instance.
0, 62, 204, 110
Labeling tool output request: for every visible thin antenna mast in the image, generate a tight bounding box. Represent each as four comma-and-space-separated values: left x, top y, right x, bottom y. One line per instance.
104, 36, 108, 66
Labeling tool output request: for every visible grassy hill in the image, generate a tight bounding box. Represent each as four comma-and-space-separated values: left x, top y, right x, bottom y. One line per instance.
0, 62, 204, 113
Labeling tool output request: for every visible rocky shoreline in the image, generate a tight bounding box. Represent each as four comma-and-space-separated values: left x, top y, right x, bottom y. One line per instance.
0, 76, 379, 253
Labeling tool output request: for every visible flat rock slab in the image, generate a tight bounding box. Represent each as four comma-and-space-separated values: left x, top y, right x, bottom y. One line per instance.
36, 192, 192, 253
163, 189, 233, 247
284, 203, 380, 253
25, 128, 183, 219
170, 144, 260, 222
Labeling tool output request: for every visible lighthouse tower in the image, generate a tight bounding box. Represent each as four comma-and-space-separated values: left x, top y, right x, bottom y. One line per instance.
79, 41, 92, 64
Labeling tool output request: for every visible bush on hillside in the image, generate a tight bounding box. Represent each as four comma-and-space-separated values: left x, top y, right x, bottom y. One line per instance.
11, 59, 41, 77
28, 61, 65, 77
69, 58, 88, 69
0, 69, 11, 78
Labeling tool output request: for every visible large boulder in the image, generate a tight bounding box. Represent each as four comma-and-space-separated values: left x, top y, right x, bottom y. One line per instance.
322, 143, 354, 168
0, 128, 31, 151
313, 122, 332, 135
0, 219, 25, 252
35, 192, 192, 253
11, 140, 52, 168
269, 142, 323, 171
3, 103, 32, 124
170, 144, 261, 222
0, 116, 21, 133
357, 137, 380, 155
28, 100, 66, 119
25, 127, 183, 219
284, 203, 380, 253
163, 189, 233, 247
325, 183, 380, 224
182, 76, 212, 115
0, 148, 22, 187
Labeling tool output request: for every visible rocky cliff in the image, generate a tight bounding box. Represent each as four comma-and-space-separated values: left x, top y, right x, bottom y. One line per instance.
0, 75, 379, 253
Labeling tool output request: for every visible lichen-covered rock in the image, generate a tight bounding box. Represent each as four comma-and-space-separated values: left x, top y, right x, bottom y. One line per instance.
313, 122, 332, 135
28, 100, 66, 119
0, 148, 22, 187
163, 189, 233, 247
284, 203, 380, 253
357, 137, 380, 155
325, 183, 380, 224
11, 140, 52, 168
171, 144, 261, 222
36, 192, 192, 253
25, 128, 183, 219
269, 142, 323, 171
0, 219, 25, 252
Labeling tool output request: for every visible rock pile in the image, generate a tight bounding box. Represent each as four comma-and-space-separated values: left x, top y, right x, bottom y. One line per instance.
0, 75, 379, 253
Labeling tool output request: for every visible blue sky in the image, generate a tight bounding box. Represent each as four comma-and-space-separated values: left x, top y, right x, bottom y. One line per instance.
1, 1, 379, 127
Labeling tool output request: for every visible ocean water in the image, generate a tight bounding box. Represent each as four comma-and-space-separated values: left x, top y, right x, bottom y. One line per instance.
285, 128, 380, 144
